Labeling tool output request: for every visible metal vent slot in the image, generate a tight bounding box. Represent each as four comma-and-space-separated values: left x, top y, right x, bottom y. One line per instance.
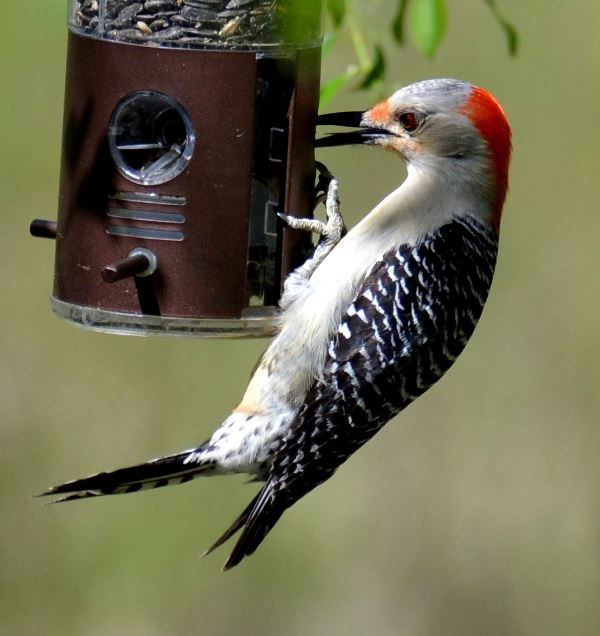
106, 226, 185, 241
109, 191, 186, 206
108, 208, 186, 224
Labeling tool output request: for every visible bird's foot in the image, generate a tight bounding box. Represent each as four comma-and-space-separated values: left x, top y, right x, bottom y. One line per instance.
279, 175, 345, 305
278, 174, 345, 249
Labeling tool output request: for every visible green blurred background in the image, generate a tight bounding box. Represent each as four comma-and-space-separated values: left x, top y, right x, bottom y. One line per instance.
2, 2, 599, 634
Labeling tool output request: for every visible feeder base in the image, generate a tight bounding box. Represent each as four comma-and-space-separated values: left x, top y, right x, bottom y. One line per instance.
51, 298, 279, 338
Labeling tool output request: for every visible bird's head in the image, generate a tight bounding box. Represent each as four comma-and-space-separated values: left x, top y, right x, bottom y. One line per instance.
317, 79, 512, 230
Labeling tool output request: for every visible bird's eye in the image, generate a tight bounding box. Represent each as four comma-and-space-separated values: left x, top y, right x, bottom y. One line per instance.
397, 111, 421, 132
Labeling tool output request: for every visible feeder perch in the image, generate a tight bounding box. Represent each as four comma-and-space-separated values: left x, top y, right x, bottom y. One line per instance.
32, 0, 322, 337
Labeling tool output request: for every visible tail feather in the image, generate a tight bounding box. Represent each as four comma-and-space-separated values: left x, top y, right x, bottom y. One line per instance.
203, 491, 263, 557
38, 449, 216, 503
203, 481, 286, 570
39, 450, 286, 570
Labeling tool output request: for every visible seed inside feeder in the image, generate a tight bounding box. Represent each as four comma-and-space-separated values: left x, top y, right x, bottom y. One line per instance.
71, 0, 318, 48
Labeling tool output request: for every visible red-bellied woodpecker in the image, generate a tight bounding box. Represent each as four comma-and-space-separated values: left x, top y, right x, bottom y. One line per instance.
40, 79, 512, 570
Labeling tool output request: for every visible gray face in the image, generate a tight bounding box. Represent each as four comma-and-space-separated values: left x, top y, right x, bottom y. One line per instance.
362, 78, 488, 169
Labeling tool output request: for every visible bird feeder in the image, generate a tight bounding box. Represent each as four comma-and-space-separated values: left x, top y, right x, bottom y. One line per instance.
31, 0, 322, 336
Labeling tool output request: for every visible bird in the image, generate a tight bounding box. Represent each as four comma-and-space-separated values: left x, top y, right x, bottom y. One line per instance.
39, 78, 512, 570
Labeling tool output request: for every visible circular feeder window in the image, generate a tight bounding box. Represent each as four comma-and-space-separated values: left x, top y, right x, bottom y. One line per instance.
108, 91, 195, 186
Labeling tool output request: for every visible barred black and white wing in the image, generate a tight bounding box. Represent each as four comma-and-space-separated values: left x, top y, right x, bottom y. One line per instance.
218, 216, 498, 568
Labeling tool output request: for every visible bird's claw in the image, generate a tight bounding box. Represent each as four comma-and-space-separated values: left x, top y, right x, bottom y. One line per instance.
279, 176, 345, 247
278, 173, 345, 297
277, 213, 323, 234
313, 161, 335, 209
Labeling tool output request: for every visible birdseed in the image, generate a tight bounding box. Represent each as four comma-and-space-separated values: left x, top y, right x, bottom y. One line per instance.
71, 0, 319, 49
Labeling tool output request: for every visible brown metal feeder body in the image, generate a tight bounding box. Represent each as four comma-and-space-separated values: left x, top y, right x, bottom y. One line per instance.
36, 1, 322, 337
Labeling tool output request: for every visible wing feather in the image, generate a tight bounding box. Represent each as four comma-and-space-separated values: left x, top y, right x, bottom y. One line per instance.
265, 217, 498, 504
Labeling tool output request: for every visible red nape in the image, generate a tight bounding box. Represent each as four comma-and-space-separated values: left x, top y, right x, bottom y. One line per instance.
461, 87, 512, 231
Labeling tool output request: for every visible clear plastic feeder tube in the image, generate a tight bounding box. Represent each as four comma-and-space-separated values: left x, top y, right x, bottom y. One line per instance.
69, 0, 322, 51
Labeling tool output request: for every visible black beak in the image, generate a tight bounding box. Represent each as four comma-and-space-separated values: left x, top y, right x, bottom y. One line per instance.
315, 111, 390, 148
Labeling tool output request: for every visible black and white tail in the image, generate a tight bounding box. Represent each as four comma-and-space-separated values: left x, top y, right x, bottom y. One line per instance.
39, 450, 288, 570
38, 449, 216, 503
204, 480, 286, 571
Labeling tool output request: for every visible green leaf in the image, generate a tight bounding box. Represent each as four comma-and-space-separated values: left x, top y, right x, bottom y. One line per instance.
391, 0, 409, 45
483, 0, 519, 55
356, 44, 386, 90
501, 20, 519, 56
326, 0, 346, 28
320, 72, 354, 107
347, 13, 372, 71
409, 0, 447, 58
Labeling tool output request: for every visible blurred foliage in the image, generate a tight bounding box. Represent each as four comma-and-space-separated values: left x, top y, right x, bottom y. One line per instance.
321, 0, 517, 105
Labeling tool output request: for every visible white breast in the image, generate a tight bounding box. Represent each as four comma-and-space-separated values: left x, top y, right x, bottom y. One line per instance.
262, 167, 466, 410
